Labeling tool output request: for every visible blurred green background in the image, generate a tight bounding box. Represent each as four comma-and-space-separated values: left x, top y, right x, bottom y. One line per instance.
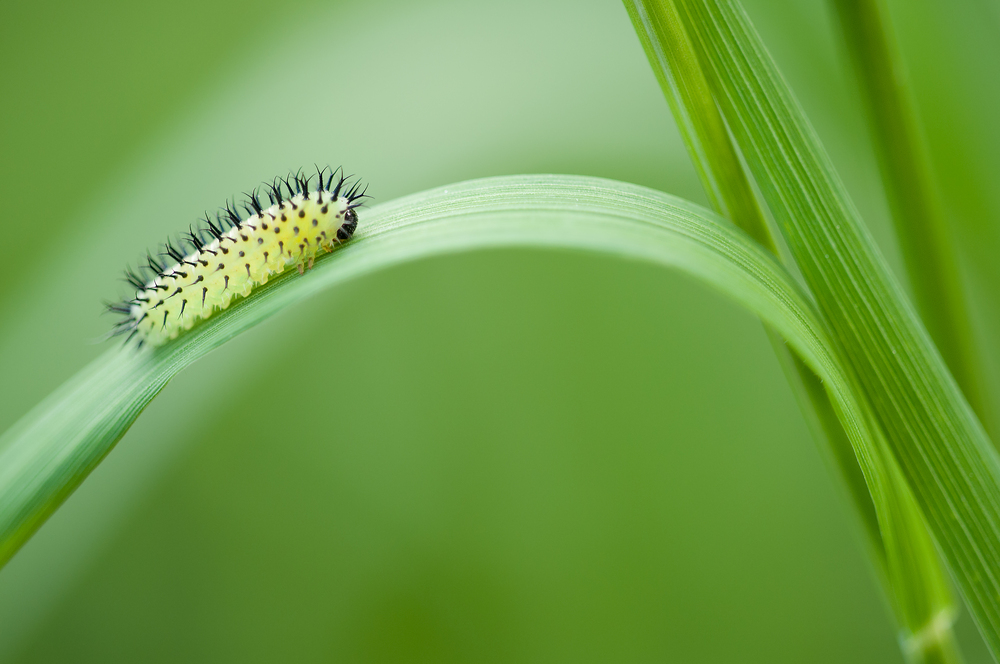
1, 0, 999, 661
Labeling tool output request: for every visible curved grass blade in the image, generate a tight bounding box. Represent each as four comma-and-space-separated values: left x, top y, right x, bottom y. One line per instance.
676, 0, 1000, 655
0, 172, 936, 632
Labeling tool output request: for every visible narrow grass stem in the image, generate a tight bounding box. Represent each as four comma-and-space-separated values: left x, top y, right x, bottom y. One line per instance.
830, 0, 993, 441
623, 0, 774, 250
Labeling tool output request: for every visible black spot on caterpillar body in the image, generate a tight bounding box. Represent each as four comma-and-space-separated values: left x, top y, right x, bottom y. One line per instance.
108, 167, 369, 347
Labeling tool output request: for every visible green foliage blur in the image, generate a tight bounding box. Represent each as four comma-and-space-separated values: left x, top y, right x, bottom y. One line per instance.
1, 0, 998, 661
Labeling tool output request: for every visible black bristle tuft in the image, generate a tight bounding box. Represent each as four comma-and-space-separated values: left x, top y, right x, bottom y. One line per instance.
146, 252, 165, 275
345, 178, 361, 201
123, 266, 146, 290
204, 217, 224, 240
163, 240, 185, 264
268, 178, 284, 205
223, 201, 242, 227
185, 225, 205, 251
332, 171, 347, 199
326, 166, 340, 192
246, 189, 263, 214
348, 182, 370, 204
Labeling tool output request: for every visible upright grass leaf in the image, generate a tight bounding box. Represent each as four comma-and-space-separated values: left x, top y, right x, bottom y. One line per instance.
0, 174, 923, 605
624, 3, 960, 660
676, 0, 1000, 655
829, 0, 990, 437
623, 0, 881, 546
625, 0, 880, 567
622, 0, 772, 248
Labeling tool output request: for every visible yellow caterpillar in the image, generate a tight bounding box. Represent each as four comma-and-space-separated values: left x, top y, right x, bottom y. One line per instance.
108, 168, 366, 347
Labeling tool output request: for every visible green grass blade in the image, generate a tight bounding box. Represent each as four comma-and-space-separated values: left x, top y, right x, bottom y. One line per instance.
677, 0, 1000, 654
624, 0, 881, 545
830, 0, 990, 438
622, 0, 772, 250
624, 3, 959, 657
0, 173, 902, 594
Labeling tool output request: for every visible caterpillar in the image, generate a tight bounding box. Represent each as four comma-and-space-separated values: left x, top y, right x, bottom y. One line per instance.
107, 167, 367, 348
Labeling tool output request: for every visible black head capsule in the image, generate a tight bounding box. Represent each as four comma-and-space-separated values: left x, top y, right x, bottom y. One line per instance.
337, 208, 359, 242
